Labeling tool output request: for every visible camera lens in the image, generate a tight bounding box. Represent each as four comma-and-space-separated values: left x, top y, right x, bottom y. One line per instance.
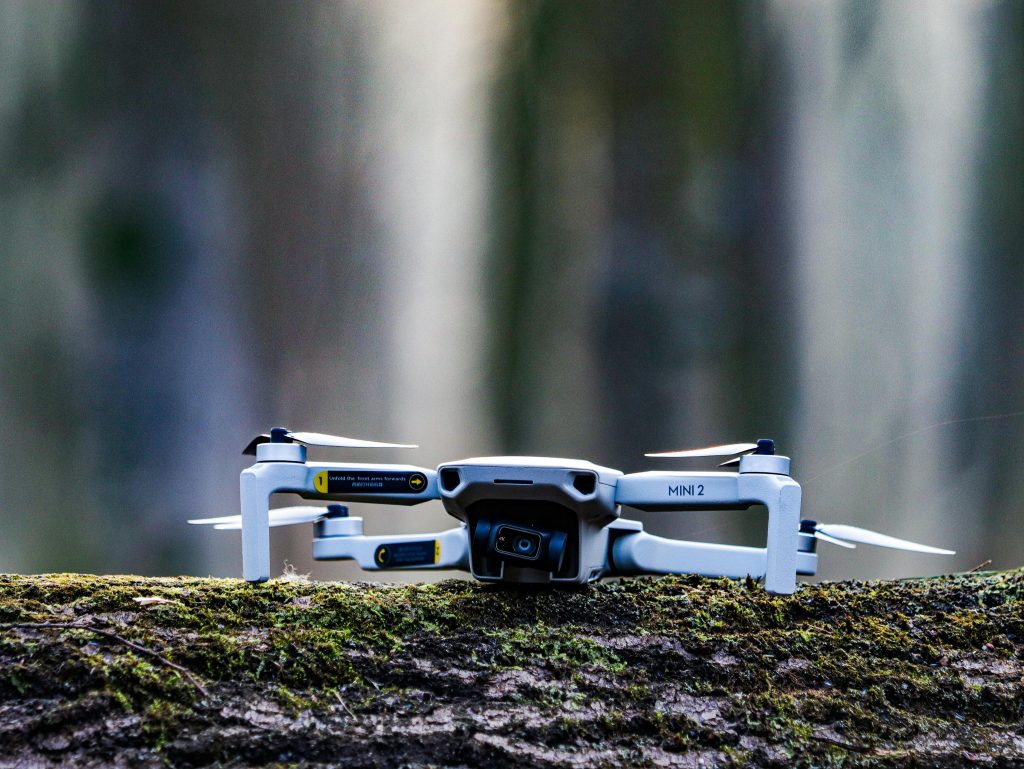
494, 525, 541, 560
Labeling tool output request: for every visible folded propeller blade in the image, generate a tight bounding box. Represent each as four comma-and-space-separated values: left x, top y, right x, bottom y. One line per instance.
646, 442, 759, 459
288, 431, 417, 450
242, 435, 271, 455
814, 523, 955, 555
809, 529, 856, 549
243, 428, 417, 455
188, 506, 329, 531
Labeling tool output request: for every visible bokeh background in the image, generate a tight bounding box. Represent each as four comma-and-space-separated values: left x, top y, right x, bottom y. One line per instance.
1, 0, 1021, 584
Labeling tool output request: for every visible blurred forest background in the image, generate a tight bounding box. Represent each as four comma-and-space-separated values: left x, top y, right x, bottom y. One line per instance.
1, 0, 1021, 584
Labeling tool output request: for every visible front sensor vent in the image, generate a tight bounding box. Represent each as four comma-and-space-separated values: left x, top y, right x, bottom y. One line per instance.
572, 473, 597, 495
440, 468, 461, 492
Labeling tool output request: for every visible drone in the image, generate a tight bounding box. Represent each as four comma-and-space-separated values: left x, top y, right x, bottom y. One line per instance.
190, 427, 955, 595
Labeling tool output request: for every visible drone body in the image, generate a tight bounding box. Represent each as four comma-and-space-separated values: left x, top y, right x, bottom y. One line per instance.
192, 429, 954, 595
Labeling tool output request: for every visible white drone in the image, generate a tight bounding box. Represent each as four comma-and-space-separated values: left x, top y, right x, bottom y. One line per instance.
190, 428, 954, 595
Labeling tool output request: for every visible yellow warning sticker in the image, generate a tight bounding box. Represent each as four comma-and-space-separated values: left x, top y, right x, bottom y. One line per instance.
314, 471, 328, 494
311, 470, 428, 494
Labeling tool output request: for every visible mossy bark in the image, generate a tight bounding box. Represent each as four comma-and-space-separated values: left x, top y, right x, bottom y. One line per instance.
1, 571, 1022, 768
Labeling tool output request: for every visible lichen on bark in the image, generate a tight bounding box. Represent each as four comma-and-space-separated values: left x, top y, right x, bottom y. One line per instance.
1, 570, 1022, 767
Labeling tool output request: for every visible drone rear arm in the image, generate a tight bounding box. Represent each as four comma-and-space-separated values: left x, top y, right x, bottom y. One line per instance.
312, 522, 469, 571
610, 528, 817, 580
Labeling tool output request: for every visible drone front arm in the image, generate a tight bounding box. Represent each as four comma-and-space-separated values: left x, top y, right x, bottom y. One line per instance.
240, 460, 439, 581
610, 529, 817, 580
312, 523, 469, 571
614, 470, 802, 594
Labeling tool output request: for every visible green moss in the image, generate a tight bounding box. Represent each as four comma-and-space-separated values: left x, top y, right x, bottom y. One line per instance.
2, 570, 1023, 765
486, 622, 626, 674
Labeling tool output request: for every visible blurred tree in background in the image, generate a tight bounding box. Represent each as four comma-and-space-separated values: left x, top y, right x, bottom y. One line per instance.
488, 1, 794, 554
0, 0, 1020, 582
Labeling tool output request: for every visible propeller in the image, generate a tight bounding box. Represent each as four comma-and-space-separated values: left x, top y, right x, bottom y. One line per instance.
807, 528, 857, 549
801, 519, 955, 555
646, 438, 774, 462
189, 505, 343, 530
243, 427, 417, 455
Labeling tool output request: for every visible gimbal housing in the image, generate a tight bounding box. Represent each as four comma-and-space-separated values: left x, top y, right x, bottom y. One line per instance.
436, 457, 621, 584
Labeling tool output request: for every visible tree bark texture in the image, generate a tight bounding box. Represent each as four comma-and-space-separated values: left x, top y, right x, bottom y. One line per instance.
1, 571, 1022, 768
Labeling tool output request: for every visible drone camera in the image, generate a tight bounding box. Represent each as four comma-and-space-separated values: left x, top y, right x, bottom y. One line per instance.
493, 524, 567, 569
506, 529, 539, 557
472, 515, 570, 574
495, 526, 540, 558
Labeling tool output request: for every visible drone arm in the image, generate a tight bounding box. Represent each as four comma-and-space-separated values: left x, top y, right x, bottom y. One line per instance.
240, 460, 439, 582
610, 529, 818, 580
764, 482, 802, 593
614, 471, 802, 594
312, 524, 469, 571
240, 468, 272, 582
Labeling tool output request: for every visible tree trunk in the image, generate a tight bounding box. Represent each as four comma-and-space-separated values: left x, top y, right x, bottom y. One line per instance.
1, 571, 1021, 767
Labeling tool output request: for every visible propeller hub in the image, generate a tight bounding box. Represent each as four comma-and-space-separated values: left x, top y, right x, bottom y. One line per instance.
797, 519, 820, 553
738, 453, 791, 475
255, 441, 307, 463
270, 427, 293, 444
315, 514, 364, 539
